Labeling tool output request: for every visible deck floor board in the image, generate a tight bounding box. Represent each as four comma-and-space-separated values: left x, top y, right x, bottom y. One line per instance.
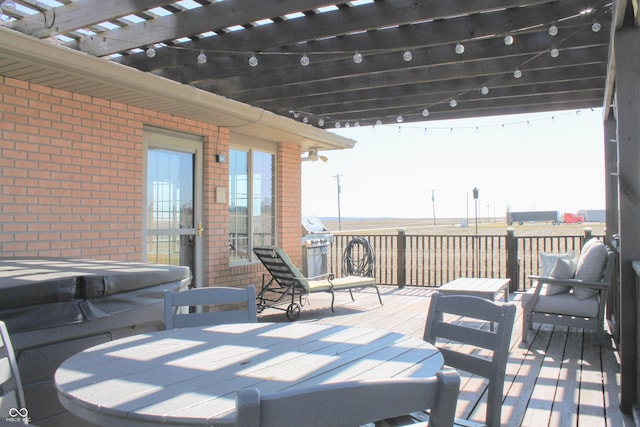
257, 285, 633, 426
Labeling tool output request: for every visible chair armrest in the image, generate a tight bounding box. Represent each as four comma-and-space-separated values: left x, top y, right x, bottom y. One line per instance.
528, 275, 608, 290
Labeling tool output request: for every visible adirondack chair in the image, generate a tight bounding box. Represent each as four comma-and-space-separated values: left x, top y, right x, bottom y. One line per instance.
235, 370, 460, 427
253, 243, 382, 320
522, 238, 616, 343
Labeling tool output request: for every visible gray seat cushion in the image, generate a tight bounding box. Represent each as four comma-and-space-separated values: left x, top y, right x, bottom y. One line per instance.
523, 288, 599, 318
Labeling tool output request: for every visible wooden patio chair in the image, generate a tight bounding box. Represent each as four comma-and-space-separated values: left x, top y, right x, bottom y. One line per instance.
0, 320, 28, 424
522, 238, 616, 343
235, 370, 460, 427
164, 286, 257, 329
419, 292, 516, 427
253, 245, 382, 321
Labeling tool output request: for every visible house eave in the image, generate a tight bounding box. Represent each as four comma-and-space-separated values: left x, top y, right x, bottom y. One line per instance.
0, 26, 355, 151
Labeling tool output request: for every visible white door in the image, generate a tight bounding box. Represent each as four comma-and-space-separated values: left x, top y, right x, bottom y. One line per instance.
143, 129, 203, 287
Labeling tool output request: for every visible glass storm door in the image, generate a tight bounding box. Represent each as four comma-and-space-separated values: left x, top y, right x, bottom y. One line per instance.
144, 132, 203, 287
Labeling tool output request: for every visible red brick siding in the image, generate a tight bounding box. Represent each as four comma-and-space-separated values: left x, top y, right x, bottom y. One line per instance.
0, 76, 302, 289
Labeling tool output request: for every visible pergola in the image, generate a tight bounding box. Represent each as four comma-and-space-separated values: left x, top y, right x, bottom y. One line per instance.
1, 0, 639, 416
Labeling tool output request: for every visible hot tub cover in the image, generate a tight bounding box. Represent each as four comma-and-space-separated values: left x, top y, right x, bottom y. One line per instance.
0, 258, 191, 332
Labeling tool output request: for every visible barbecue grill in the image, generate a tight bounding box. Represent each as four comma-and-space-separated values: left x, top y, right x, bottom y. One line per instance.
301, 215, 334, 277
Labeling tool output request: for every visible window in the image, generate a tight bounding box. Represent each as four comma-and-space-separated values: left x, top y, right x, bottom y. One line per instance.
229, 148, 275, 263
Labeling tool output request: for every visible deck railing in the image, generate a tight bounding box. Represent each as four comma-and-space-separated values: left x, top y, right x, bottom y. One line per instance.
327, 228, 602, 291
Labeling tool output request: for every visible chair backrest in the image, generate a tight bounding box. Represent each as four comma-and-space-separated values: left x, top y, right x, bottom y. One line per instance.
235, 370, 460, 427
342, 237, 375, 277
164, 286, 257, 329
0, 320, 26, 414
253, 247, 310, 292
424, 291, 516, 427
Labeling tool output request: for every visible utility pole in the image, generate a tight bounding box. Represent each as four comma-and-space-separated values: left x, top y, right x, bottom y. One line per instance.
334, 174, 342, 231
430, 189, 436, 225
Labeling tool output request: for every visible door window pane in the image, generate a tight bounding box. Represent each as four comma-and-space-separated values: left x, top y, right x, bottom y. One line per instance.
147, 148, 195, 268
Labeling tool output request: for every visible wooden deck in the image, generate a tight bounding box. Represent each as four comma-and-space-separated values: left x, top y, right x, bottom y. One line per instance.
257, 285, 634, 427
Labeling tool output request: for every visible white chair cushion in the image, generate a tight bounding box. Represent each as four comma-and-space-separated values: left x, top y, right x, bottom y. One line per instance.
541, 257, 575, 295
523, 288, 599, 318
573, 239, 608, 300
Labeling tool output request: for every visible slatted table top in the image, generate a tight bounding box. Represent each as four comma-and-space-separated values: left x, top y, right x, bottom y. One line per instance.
55, 322, 443, 427
439, 277, 510, 301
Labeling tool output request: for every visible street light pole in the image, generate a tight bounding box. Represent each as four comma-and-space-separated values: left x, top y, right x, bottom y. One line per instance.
430, 189, 436, 225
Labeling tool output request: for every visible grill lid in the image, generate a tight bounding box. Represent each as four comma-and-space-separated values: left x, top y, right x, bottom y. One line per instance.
302, 215, 330, 235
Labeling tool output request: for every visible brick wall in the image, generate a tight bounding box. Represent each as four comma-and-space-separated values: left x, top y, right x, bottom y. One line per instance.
0, 76, 301, 288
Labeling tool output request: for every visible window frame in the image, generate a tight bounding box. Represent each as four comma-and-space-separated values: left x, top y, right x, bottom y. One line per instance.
228, 139, 277, 266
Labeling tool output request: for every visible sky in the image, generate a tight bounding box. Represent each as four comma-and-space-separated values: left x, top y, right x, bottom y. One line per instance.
301, 108, 606, 220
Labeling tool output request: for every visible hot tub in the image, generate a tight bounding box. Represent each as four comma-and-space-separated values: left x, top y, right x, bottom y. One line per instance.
0, 258, 191, 426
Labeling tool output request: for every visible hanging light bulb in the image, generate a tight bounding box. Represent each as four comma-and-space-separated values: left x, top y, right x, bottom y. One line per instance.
449, 99, 457, 108
402, 50, 413, 61
455, 43, 465, 54
302, 117, 309, 124
293, 112, 300, 118
197, 50, 207, 64
318, 117, 325, 127
0, 0, 16, 12
396, 115, 404, 123
550, 47, 559, 58
548, 25, 558, 36
375, 119, 383, 126
504, 35, 514, 46
146, 47, 156, 58
353, 51, 363, 64
513, 69, 522, 78
300, 53, 310, 66
421, 108, 430, 117
248, 53, 258, 67
345, 122, 351, 128
334, 121, 341, 128
481, 86, 490, 95
592, 21, 602, 32
354, 121, 360, 127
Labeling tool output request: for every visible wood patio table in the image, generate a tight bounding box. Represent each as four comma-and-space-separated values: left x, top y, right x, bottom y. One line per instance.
55, 322, 443, 427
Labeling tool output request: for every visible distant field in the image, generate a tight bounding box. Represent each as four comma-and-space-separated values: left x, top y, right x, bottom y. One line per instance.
320, 217, 606, 237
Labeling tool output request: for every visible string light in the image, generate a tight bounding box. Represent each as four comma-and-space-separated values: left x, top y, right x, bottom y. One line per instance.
146, 47, 156, 58
282, 9, 607, 128
0, 0, 16, 12
248, 53, 258, 67
197, 50, 207, 64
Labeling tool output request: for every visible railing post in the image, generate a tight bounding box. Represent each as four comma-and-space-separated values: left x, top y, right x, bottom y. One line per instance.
397, 229, 406, 288
506, 228, 519, 292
